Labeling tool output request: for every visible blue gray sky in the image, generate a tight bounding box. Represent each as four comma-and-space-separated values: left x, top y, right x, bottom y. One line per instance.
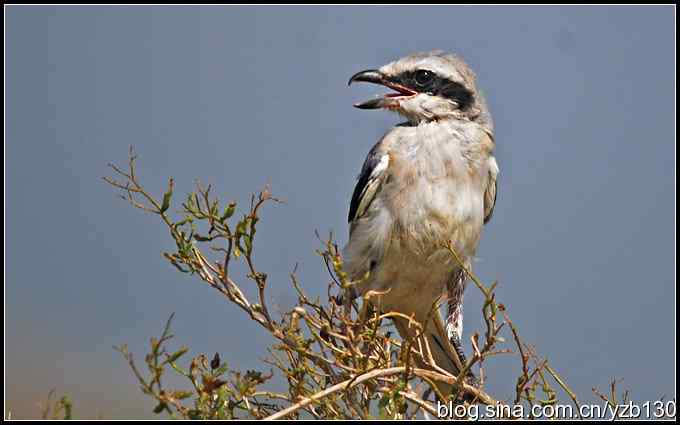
6, 5, 675, 419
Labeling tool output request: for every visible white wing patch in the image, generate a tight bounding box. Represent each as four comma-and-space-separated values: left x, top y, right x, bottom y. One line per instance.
484, 156, 499, 224
373, 154, 390, 177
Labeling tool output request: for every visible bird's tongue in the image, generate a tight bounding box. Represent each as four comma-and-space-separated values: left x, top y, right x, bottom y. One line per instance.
384, 83, 416, 97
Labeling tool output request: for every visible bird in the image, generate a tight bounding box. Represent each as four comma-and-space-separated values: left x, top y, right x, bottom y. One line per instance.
343, 51, 498, 396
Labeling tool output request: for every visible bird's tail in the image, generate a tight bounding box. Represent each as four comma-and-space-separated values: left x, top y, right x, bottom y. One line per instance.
393, 312, 466, 398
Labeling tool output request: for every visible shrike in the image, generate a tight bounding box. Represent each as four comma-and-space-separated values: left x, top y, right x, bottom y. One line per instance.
343, 51, 498, 395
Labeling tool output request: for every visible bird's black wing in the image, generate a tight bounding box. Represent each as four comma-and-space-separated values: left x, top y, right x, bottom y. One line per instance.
348, 146, 389, 226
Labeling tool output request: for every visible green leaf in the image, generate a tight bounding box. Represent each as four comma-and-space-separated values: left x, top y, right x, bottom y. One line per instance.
58, 396, 73, 420
165, 346, 189, 364
221, 202, 237, 220
173, 391, 193, 400
214, 363, 229, 377
160, 178, 174, 213
243, 234, 252, 255
236, 219, 247, 236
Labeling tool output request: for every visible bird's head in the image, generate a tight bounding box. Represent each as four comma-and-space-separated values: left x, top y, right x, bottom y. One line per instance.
348, 51, 491, 127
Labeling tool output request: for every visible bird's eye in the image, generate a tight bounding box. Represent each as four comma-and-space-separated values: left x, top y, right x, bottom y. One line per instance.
414, 70, 434, 86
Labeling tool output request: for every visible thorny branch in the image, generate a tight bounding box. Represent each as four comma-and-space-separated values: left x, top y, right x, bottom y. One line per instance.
103, 148, 600, 419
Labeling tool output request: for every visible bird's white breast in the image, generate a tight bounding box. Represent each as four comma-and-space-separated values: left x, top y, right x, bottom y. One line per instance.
343, 121, 490, 318
386, 122, 486, 255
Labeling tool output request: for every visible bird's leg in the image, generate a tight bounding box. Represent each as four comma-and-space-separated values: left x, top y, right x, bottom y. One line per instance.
449, 331, 480, 387
445, 269, 465, 344
446, 269, 479, 388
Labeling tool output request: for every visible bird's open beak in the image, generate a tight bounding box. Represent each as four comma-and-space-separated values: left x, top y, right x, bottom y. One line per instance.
348, 69, 417, 109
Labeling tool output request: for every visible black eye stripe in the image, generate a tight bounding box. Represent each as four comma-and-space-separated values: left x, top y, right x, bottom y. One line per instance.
438, 82, 474, 110
391, 70, 475, 111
